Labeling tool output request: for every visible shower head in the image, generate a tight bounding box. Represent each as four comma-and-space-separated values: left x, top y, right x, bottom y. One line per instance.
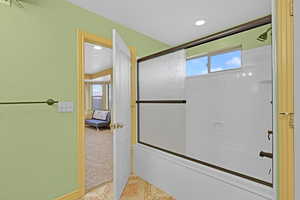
257, 27, 272, 42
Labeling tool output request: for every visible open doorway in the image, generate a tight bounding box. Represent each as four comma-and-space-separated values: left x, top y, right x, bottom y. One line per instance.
77, 31, 139, 199
84, 42, 113, 192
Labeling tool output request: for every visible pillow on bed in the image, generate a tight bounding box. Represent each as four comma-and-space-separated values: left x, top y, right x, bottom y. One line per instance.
93, 110, 109, 120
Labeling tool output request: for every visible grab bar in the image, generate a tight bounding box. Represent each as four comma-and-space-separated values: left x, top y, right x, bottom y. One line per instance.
0, 99, 58, 106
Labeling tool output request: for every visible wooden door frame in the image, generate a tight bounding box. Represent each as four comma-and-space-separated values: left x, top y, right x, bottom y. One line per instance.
77, 30, 137, 196
84, 68, 113, 80
276, 0, 295, 199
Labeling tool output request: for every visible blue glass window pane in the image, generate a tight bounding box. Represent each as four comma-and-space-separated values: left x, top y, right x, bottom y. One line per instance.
211, 50, 241, 72
186, 56, 208, 76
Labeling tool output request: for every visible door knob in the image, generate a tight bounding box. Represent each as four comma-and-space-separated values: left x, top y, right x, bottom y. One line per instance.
110, 123, 124, 129
117, 123, 124, 128
110, 123, 117, 129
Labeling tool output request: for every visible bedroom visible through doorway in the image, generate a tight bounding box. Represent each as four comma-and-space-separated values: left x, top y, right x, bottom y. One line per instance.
77, 30, 138, 199
84, 42, 113, 192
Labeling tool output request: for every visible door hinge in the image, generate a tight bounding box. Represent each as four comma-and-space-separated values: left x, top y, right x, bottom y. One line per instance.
290, 0, 294, 16
280, 112, 295, 128
289, 113, 295, 129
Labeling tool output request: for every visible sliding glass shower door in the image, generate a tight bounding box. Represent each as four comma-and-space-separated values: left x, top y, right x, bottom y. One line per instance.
137, 22, 273, 186
138, 50, 186, 155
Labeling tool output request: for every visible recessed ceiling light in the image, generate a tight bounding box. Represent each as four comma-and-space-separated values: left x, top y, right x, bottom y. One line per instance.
94, 45, 102, 50
195, 19, 206, 26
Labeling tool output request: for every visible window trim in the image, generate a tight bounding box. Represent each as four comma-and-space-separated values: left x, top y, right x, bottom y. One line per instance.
186, 46, 242, 76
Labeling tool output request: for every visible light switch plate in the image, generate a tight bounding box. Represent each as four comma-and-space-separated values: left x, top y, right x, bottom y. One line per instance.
0, 0, 11, 6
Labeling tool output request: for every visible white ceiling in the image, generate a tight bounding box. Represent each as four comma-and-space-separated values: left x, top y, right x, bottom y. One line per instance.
84, 42, 112, 74
67, 0, 271, 46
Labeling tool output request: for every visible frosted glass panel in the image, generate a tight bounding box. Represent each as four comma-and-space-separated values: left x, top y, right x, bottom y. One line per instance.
139, 104, 186, 155
185, 45, 272, 183
138, 33, 273, 185
139, 50, 186, 100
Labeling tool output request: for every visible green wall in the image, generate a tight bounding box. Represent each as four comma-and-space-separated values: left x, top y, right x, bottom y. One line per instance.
0, 1, 168, 200
187, 24, 272, 58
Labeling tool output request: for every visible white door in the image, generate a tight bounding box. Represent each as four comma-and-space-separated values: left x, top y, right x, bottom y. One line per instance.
112, 29, 132, 200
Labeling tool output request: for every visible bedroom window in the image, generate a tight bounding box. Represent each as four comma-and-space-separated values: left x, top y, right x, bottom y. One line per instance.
92, 84, 103, 110
186, 48, 242, 76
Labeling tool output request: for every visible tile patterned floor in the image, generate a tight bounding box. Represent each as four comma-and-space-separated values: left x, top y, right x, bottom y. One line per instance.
80, 176, 175, 200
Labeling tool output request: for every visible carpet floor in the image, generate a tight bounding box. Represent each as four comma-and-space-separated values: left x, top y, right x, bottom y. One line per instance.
80, 175, 175, 200
85, 127, 113, 191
